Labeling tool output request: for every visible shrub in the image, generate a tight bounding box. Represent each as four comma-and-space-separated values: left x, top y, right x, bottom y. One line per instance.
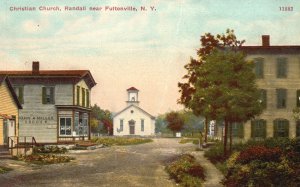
165, 154, 205, 186
33, 146, 67, 154
222, 145, 300, 187
0, 166, 12, 174
204, 142, 227, 164
16, 154, 74, 165
236, 146, 282, 164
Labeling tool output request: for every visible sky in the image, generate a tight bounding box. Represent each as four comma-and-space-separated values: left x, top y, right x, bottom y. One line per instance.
0, 0, 299, 115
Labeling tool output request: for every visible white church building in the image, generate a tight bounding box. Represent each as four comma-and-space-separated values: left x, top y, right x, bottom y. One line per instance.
113, 87, 155, 136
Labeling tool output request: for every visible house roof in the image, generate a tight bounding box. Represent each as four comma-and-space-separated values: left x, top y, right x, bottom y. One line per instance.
113, 104, 155, 119
0, 70, 97, 89
127, 87, 139, 91
240, 45, 300, 54
0, 75, 22, 109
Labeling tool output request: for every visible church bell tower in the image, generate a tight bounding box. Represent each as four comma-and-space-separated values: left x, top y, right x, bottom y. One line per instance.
126, 87, 139, 106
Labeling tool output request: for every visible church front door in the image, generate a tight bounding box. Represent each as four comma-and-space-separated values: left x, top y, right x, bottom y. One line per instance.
129, 120, 135, 135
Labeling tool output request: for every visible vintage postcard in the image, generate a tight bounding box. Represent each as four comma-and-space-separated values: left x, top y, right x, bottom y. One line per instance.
0, 0, 299, 186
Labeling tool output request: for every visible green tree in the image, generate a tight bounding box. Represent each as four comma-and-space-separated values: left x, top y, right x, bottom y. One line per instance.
91, 104, 113, 135
178, 29, 263, 156
165, 111, 185, 136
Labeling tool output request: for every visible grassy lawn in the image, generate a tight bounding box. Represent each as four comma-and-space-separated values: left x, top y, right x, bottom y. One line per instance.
91, 137, 153, 146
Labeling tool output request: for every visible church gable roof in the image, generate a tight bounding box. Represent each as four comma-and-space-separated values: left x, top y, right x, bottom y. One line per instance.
113, 105, 155, 119
127, 87, 139, 91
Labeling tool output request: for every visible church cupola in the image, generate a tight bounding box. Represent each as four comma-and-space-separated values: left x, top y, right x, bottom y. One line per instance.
126, 87, 139, 106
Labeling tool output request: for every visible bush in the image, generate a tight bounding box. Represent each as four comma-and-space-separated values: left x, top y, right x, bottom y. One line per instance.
165, 154, 205, 187
0, 166, 12, 174
91, 137, 152, 146
33, 146, 67, 154
222, 145, 300, 187
204, 142, 228, 164
16, 154, 74, 165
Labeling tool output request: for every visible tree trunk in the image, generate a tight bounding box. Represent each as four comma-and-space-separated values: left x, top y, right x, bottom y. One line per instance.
229, 122, 232, 154
204, 116, 208, 143
223, 120, 228, 157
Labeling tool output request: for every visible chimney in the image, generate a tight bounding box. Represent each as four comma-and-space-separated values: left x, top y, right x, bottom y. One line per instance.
32, 61, 39, 75
262, 35, 270, 47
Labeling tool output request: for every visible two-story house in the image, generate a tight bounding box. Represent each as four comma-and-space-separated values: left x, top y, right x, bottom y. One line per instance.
0, 62, 96, 143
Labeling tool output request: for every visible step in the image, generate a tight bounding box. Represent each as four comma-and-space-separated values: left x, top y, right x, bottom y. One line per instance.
0, 149, 11, 159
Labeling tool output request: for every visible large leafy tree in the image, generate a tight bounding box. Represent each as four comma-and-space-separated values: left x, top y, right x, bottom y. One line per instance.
165, 111, 185, 135
91, 104, 113, 135
178, 29, 263, 155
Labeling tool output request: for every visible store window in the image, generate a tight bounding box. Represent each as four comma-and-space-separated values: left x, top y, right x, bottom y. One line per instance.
60, 117, 72, 136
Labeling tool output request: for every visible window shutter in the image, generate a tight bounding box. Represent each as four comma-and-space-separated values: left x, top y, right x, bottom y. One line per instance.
42, 87, 46, 104
77, 86, 80, 105
297, 90, 300, 107
251, 121, 254, 138
50, 87, 55, 104
262, 120, 266, 138
273, 120, 278, 138
277, 58, 287, 78
19, 87, 24, 104
238, 123, 244, 138
86, 89, 89, 108
260, 89, 267, 108
285, 120, 289, 137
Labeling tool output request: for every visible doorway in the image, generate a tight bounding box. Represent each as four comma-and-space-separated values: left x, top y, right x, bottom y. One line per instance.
129, 120, 135, 135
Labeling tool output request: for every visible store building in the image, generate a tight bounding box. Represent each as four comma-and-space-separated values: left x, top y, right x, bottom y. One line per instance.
0, 62, 96, 143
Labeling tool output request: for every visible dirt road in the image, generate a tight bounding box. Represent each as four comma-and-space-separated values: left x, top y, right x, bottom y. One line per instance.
0, 138, 200, 187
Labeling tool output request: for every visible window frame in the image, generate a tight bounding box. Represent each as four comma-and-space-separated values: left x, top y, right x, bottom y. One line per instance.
251, 119, 266, 138
231, 122, 244, 138
120, 119, 124, 131
276, 89, 287, 108
273, 119, 289, 138
59, 117, 72, 136
254, 58, 264, 78
276, 57, 287, 78
141, 119, 144, 132
13, 85, 24, 104
42, 86, 55, 104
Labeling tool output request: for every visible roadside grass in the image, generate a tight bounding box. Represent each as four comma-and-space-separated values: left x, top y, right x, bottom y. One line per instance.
91, 137, 153, 146
165, 154, 205, 187
0, 166, 12, 174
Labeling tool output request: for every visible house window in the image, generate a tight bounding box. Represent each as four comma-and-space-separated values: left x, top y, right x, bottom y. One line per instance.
59, 117, 72, 136
274, 119, 289, 137
231, 122, 244, 138
254, 58, 264, 78
259, 89, 267, 109
76, 86, 80, 105
297, 90, 300, 107
42, 87, 55, 104
251, 119, 266, 138
297, 121, 300, 137
82, 88, 85, 107
276, 89, 287, 108
86, 89, 89, 108
277, 57, 287, 78
141, 119, 144, 132
13, 86, 24, 104
120, 119, 123, 131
